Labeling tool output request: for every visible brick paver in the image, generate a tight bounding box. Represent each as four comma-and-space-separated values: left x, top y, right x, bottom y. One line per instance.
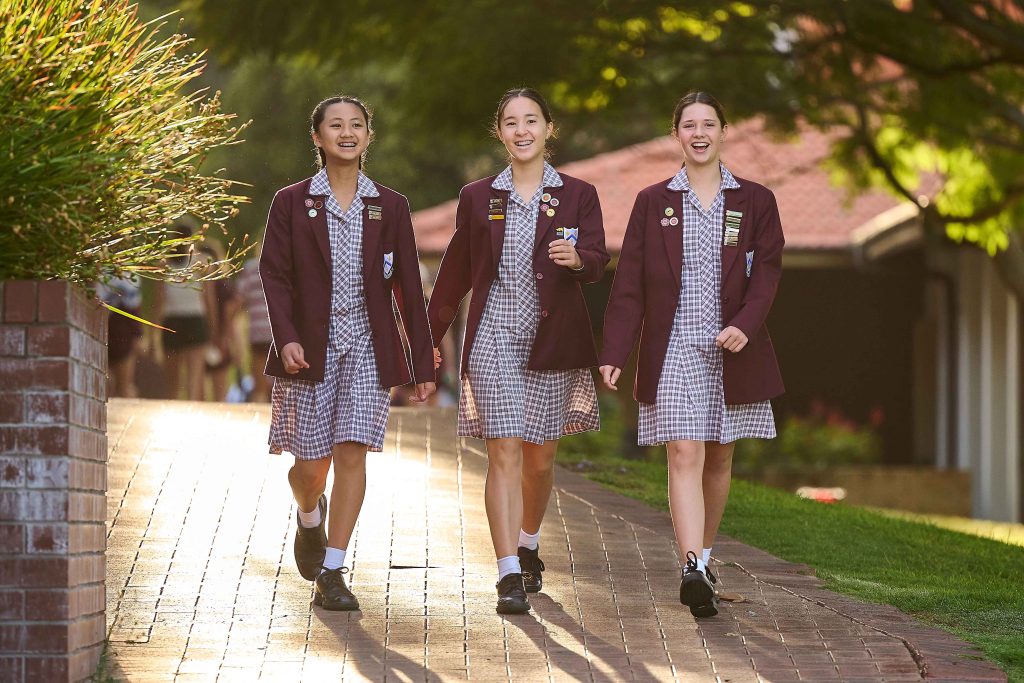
103, 400, 1005, 682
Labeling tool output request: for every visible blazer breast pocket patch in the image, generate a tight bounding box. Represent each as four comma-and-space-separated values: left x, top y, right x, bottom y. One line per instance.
383, 251, 395, 279
745, 250, 754, 278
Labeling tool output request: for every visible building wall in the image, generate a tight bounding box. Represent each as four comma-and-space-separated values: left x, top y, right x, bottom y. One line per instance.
947, 249, 1022, 522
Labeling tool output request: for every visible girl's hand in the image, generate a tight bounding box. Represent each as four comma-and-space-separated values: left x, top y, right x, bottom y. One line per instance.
281, 342, 310, 374
716, 326, 748, 353
433, 347, 442, 369
410, 381, 436, 403
599, 365, 621, 391
548, 239, 583, 269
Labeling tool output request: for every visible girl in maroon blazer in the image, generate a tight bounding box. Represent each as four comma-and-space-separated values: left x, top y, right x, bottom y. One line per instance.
260, 96, 436, 612
428, 88, 610, 614
599, 91, 784, 618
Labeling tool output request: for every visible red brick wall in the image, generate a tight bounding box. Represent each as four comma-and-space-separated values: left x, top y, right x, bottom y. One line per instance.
0, 281, 107, 682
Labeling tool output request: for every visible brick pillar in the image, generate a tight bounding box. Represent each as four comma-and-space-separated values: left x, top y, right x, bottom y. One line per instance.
0, 281, 107, 682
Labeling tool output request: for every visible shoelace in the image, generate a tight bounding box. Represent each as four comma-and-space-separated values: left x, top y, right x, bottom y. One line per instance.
319, 566, 351, 583
684, 550, 700, 574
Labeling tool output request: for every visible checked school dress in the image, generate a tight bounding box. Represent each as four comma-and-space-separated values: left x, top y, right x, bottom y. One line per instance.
458, 164, 600, 443
269, 170, 391, 459
638, 165, 775, 446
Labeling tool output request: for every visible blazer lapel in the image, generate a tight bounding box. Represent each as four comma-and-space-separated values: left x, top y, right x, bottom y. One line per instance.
659, 184, 683, 290
489, 188, 508, 275
532, 186, 559, 257
721, 189, 747, 282
304, 181, 331, 269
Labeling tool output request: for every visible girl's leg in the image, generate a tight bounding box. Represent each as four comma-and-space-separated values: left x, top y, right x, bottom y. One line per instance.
702, 441, 737, 552
519, 439, 557, 592
486, 437, 531, 614
312, 442, 366, 612
184, 346, 206, 401
327, 441, 368, 551
520, 439, 558, 535
164, 350, 181, 400
289, 455, 332, 582
666, 439, 706, 562
288, 456, 332, 515
485, 437, 524, 559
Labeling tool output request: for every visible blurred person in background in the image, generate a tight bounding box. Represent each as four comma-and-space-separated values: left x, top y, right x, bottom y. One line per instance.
153, 225, 215, 401
201, 238, 243, 401
98, 275, 143, 398
238, 254, 273, 402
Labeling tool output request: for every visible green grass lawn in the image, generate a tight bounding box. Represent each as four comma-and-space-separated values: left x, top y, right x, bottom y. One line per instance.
559, 427, 1024, 682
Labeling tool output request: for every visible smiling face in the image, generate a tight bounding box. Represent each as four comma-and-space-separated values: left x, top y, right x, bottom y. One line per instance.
497, 96, 553, 165
312, 101, 371, 168
674, 102, 726, 168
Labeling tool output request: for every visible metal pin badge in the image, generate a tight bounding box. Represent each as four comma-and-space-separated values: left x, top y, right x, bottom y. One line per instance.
308, 209, 317, 218
550, 198, 559, 207
665, 207, 674, 217
661, 218, 670, 227
546, 209, 555, 217
314, 201, 324, 210
670, 216, 679, 226
541, 193, 552, 203
304, 198, 314, 208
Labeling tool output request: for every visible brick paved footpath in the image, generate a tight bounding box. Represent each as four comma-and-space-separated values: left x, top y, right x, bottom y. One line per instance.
103, 399, 1005, 682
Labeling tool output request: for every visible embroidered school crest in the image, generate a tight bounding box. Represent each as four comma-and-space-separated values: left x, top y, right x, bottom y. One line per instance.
557, 226, 579, 246
383, 251, 394, 279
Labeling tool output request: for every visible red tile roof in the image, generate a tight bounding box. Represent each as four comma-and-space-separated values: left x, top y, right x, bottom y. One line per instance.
412, 118, 911, 255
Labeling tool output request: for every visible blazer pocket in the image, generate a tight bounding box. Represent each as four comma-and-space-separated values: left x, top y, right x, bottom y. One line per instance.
383, 251, 395, 279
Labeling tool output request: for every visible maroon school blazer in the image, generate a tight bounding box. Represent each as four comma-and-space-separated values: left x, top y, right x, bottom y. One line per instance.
259, 177, 435, 387
600, 176, 785, 405
428, 173, 610, 373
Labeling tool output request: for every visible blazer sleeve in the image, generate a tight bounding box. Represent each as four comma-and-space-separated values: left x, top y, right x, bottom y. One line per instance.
426, 187, 473, 344
726, 188, 785, 337
258, 190, 301, 350
599, 191, 648, 369
393, 196, 436, 384
567, 183, 610, 283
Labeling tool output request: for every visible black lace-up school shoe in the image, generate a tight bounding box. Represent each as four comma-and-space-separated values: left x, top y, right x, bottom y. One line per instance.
517, 546, 546, 593
495, 573, 530, 615
690, 562, 720, 618
294, 494, 327, 581
314, 567, 360, 611
679, 551, 716, 617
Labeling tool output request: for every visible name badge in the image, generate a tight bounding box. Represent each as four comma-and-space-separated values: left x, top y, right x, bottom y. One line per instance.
723, 210, 742, 246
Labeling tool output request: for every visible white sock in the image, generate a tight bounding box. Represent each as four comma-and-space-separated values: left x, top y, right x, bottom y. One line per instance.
518, 529, 540, 550
703, 548, 712, 565
696, 558, 707, 573
497, 555, 521, 581
322, 547, 346, 571
297, 501, 322, 528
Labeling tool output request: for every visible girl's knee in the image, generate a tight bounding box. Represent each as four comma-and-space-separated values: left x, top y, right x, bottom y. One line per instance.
666, 441, 704, 472
289, 459, 329, 491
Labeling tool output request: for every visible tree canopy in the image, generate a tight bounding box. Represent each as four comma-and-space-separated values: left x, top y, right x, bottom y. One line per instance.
176, 0, 1024, 294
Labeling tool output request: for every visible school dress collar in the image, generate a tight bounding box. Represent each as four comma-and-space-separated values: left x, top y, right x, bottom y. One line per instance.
309, 169, 380, 219
491, 161, 564, 194
666, 163, 741, 192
